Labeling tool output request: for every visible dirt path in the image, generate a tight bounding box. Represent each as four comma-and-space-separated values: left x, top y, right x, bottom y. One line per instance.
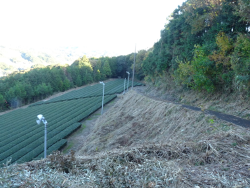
62, 85, 250, 154
61, 95, 122, 154
135, 86, 250, 128
182, 104, 250, 128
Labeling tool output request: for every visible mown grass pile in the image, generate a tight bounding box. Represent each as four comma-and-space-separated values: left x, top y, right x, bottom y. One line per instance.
1, 90, 250, 187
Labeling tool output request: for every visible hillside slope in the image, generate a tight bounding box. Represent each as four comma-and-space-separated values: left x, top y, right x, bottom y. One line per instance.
1, 90, 250, 187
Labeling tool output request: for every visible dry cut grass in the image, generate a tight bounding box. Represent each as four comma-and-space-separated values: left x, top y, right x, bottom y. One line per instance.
178, 89, 250, 120
1, 90, 250, 187
75, 90, 250, 187
146, 71, 250, 120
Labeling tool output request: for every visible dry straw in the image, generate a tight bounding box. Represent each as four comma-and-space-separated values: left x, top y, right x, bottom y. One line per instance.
1, 90, 250, 187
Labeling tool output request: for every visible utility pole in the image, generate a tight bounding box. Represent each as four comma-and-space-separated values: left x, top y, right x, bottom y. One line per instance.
132, 44, 136, 90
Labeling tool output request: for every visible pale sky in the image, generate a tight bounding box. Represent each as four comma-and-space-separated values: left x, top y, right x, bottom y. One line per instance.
0, 0, 186, 55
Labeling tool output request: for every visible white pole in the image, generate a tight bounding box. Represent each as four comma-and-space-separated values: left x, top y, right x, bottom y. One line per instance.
100, 82, 105, 115
102, 83, 104, 115
123, 78, 126, 94
132, 44, 136, 90
127, 74, 129, 92
44, 122, 47, 158
126, 72, 130, 92
36, 114, 47, 159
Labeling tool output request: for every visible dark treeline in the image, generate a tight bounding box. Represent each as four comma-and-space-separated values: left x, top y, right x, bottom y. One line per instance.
0, 53, 147, 111
139, 0, 250, 94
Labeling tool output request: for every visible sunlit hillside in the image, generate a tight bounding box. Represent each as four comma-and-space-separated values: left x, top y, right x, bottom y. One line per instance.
0, 45, 122, 77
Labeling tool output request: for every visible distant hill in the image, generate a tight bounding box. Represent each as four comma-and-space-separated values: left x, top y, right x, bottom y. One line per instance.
0, 45, 75, 76
0, 45, 121, 77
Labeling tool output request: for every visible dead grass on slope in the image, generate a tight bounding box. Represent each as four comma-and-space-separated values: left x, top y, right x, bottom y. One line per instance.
75, 90, 250, 186
77, 91, 250, 155
145, 72, 250, 120
1, 91, 250, 187
178, 89, 250, 120
2, 139, 250, 187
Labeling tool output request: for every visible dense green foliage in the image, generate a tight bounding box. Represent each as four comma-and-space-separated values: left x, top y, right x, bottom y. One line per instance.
0, 54, 141, 111
0, 78, 143, 164
140, 0, 250, 93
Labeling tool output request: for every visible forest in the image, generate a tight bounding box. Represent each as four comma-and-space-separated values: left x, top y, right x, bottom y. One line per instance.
141, 0, 250, 93
0, 54, 138, 111
1, 0, 250, 111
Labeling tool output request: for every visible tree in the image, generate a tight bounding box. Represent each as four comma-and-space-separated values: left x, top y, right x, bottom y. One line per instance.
89, 58, 102, 81
234, 0, 250, 22
102, 59, 112, 78
76, 75, 82, 87
35, 83, 53, 99
23, 82, 35, 103
109, 57, 118, 77
134, 50, 147, 80
116, 56, 127, 77
0, 94, 5, 110
72, 55, 93, 84
63, 78, 71, 91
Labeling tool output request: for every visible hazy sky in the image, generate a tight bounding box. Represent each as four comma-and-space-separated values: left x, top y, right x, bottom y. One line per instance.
0, 0, 186, 55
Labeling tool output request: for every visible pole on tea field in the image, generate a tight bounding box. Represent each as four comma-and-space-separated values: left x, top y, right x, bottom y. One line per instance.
126, 71, 130, 92
36, 114, 47, 158
100, 81, 105, 115
132, 44, 136, 90
123, 78, 126, 94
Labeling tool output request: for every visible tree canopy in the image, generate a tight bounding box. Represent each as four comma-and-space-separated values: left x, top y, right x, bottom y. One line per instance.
141, 0, 250, 94
0, 53, 138, 111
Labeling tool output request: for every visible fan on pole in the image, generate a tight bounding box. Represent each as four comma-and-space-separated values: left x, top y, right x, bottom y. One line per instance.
36, 114, 48, 158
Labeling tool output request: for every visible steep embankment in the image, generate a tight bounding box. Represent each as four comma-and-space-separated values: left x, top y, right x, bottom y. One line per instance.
76, 90, 250, 186
77, 90, 250, 154
1, 89, 250, 187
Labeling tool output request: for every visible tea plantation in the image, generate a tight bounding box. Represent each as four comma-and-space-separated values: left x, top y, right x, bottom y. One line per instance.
0, 79, 143, 164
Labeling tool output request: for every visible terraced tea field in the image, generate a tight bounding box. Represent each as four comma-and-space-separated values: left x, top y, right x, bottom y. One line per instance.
0, 79, 143, 164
